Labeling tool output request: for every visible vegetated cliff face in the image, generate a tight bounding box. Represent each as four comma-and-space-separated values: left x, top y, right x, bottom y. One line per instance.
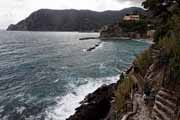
67, 1, 180, 119
100, 15, 151, 39
7, 7, 144, 31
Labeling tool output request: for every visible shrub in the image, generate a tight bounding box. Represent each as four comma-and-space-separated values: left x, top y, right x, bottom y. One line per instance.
119, 19, 148, 34
134, 49, 153, 76
158, 36, 176, 56
158, 33, 180, 88
114, 76, 134, 113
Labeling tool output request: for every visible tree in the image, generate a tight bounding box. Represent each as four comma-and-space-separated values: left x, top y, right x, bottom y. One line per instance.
142, 0, 180, 42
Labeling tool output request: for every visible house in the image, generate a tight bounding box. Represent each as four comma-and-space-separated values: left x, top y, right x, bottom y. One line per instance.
147, 30, 156, 39
123, 15, 140, 21
99, 25, 109, 32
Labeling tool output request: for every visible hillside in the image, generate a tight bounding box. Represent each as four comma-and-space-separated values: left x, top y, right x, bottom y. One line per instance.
7, 7, 144, 31
99, 14, 152, 39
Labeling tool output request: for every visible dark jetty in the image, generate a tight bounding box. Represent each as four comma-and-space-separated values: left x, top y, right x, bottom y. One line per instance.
86, 42, 102, 52
79, 37, 99, 40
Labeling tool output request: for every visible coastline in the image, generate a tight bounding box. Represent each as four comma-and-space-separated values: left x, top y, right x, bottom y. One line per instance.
68, 1, 180, 119
66, 66, 133, 120
2, 0, 180, 119
79, 36, 154, 44
66, 37, 154, 119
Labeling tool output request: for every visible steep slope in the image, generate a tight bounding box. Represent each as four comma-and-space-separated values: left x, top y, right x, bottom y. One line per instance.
7, 7, 144, 31
66, 1, 180, 120
153, 88, 177, 120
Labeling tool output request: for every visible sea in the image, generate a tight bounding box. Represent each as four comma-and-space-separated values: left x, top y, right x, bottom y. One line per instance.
0, 31, 150, 120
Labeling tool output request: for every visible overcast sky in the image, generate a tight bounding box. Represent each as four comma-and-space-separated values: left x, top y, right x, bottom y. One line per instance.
0, 0, 143, 29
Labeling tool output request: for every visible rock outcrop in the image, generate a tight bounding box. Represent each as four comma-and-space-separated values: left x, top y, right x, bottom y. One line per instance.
67, 83, 116, 120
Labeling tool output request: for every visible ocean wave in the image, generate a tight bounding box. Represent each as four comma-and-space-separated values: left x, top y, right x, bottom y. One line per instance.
46, 75, 119, 120
133, 39, 154, 44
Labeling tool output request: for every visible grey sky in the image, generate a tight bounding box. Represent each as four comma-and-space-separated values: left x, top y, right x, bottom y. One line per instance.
0, 0, 143, 29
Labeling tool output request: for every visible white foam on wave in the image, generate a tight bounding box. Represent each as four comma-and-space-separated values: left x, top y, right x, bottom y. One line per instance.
133, 39, 154, 44
53, 79, 60, 83
92, 42, 103, 52
46, 75, 119, 120
97, 42, 103, 49
82, 49, 87, 52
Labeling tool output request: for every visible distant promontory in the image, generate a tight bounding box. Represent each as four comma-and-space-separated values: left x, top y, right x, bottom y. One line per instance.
7, 7, 144, 31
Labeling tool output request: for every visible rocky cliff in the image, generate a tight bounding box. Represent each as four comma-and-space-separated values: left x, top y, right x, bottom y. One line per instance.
7, 7, 144, 31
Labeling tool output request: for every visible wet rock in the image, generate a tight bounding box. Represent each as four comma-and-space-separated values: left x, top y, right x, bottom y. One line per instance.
67, 83, 116, 120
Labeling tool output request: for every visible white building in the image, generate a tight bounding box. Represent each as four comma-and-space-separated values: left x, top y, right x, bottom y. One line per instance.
123, 15, 140, 21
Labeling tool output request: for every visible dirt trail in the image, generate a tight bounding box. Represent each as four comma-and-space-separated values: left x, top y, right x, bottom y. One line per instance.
129, 93, 152, 120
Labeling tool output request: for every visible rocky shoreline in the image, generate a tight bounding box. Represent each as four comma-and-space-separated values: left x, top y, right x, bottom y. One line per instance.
67, 83, 117, 120
67, 0, 180, 119
79, 37, 131, 41
67, 67, 132, 120
67, 42, 180, 120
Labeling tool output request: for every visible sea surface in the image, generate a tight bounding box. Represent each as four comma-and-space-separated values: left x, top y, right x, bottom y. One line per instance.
0, 31, 150, 120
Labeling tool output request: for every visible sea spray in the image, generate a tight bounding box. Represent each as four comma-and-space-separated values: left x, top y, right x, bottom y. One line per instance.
46, 75, 119, 120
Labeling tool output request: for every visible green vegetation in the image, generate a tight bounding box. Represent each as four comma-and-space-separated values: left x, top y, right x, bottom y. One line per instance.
158, 33, 180, 87
118, 19, 148, 34
142, 0, 180, 42
114, 0, 180, 118
134, 49, 153, 76
114, 75, 134, 113
141, 2, 180, 118
153, 6, 180, 87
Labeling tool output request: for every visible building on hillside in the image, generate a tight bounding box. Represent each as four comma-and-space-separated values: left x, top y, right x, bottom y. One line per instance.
147, 30, 156, 39
99, 25, 109, 32
123, 15, 140, 21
